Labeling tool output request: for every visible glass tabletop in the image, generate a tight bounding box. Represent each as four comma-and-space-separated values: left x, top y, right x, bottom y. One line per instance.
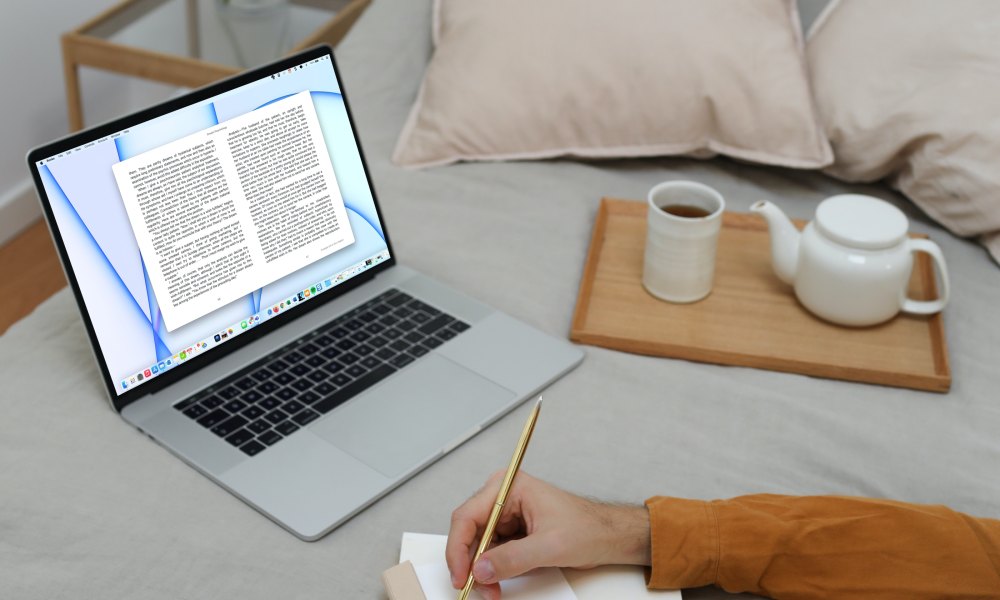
84, 0, 345, 69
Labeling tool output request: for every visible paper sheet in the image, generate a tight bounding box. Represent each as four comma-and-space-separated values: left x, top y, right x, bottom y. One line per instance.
401, 533, 577, 600
399, 533, 680, 599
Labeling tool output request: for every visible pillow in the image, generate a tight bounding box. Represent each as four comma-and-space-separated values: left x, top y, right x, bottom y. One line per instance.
393, 0, 833, 170
807, 0, 1000, 263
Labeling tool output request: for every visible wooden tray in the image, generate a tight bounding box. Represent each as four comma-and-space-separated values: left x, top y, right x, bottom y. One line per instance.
571, 198, 951, 392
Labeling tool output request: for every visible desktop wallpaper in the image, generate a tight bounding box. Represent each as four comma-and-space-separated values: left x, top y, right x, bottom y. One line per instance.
37, 58, 388, 394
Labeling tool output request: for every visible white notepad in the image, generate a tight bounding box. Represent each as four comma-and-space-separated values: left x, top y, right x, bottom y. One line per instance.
397, 533, 681, 600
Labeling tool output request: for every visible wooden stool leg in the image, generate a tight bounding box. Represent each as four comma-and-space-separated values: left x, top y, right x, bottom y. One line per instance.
61, 34, 84, 132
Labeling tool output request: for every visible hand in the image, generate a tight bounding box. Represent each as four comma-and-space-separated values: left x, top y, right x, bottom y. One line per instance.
446, 472, 651, 600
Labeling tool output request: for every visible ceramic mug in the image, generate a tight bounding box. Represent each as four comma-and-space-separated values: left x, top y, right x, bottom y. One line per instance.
643, 181, 725, 303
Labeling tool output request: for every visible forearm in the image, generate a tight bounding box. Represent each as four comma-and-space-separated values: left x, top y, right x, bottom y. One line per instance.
644, 494, 1000, 599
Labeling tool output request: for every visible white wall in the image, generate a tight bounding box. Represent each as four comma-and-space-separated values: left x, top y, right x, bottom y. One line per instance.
0, 0, 176, 243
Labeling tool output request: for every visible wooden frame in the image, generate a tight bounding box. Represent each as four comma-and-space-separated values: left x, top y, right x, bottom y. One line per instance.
61, 0, 371, 131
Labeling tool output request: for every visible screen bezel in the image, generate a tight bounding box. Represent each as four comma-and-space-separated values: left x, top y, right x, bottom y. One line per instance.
26, 45, 396, 413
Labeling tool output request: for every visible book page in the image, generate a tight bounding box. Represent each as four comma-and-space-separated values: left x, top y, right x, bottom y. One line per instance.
112, 91, 354, 331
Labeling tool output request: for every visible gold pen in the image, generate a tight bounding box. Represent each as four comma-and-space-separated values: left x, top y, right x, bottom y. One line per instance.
458, 397, 542, 600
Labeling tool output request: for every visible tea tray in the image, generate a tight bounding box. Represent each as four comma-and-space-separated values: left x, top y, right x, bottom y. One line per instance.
570, 198, 951, 392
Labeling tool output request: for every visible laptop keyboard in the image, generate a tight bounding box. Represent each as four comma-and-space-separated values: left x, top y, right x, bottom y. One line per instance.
173, 288, 469, 457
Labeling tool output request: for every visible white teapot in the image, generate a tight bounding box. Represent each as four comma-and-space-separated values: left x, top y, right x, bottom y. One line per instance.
751, 195, 949, 327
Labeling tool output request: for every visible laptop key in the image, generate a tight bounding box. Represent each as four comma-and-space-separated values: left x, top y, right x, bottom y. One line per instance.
274, 372, 295, 385
283, 350, 305, 364
411, 312, 431, 324
360, 356, 381, 369
350, 330, 371, 342
201, 395, 225, 409
240, 390, 262, 404
282, 400, 306, 416
371, 303, 391, 315
396, 320, 417, 332
216, 385, 240, 400
331, 373, 352, 387
320, 347, 341, 360
307, 370, 328, 383
322, 361, 344, 374
198, 409, 229, 428
358, 311, 378, 323
375, 348, 395, 361
390, 354, 415, 369
222, 400, 247, 414
313, 335, 334, 347
240, 440, 265, 456
354, 343, 374, 357
247, 419, 270, 434
242, 405, 265, 420
234, 377, 256, 391
368, 335, 389, 348
212, 415, 248, 437
437, 329, 457, 342
450, 321, 470, 333
313, 364, 397, 415
335, 339, 357, 351
339, 352, 360, 365
306, 355, 326, 368
299, 390, 321, 405
343, 319, 364, 331
386, 293, 410, 307
404, 331, 425, 344
258, 397, 281, 411
292, 409, 320, 427
329, 326, 350, 339
276, 420, 299, 436
409, 345, 429, 358
225, 428, 254, 448
183, 404, 207, 419
346, 364, 366, 378
269, 359, 290, 372
175, 396, 200, 411
418, 314, 453, 336
257, 381, 279, 395
390, 339, 410, 353
258, 430, 282, 446
364, 322, 386, 335
264, 410, 288, 425
382, 328, 403, 340
291, 379, 314, 391
290, 364, 310, 377
251, 368, 273, 382
422, 337, 443, 350
299, 343, 320, 355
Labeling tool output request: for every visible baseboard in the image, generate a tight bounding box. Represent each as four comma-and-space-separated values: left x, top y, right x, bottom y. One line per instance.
0, 180, 41, 245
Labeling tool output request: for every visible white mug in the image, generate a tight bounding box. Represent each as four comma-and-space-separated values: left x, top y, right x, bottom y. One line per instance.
643, 181, 725, 303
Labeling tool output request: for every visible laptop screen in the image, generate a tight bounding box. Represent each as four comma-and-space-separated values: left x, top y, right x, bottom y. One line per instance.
31, 51, 390, 398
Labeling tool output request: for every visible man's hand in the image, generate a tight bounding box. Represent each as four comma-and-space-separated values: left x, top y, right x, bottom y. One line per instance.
446, 472, 650, 600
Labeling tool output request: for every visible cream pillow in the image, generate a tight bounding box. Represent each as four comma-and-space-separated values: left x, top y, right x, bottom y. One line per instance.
393, 0, 833, 169
808, 0, 1000, 263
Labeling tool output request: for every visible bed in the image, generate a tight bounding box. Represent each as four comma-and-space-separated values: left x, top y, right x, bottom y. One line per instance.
3, 0, 998, 598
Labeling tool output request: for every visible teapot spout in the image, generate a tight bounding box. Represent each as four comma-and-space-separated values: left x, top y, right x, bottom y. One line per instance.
751, 200, 800, 285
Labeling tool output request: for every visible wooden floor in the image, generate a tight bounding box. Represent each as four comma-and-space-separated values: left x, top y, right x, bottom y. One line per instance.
0, 219, 67, 336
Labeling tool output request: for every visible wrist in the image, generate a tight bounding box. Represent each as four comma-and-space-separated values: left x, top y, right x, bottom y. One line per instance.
601, 504, 652, 566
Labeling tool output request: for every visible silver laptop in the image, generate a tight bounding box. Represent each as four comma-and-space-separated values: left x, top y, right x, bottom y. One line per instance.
27, 46, 583, 541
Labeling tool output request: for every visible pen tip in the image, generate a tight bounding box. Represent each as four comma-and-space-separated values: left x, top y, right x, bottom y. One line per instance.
535, 396, 543, 407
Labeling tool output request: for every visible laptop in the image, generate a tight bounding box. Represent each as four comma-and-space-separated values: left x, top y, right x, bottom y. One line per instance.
27, 46, 583, 541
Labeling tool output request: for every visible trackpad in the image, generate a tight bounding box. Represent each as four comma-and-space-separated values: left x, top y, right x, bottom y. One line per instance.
311, 354, 514, 477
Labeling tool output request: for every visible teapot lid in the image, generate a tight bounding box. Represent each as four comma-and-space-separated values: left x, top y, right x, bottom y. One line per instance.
815, 195, 908, 250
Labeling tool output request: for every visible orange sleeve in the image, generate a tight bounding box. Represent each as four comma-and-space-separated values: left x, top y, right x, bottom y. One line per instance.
644, 494, 1000, 599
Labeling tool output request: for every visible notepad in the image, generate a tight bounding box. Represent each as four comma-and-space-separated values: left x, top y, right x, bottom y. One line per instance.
392, 533, 681, 600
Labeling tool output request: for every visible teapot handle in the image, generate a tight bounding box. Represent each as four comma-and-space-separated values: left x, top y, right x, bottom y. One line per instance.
901, 238, 950, 315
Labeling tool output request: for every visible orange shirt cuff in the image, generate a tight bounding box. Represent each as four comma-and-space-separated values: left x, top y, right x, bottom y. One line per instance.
644, 496, 719, 589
